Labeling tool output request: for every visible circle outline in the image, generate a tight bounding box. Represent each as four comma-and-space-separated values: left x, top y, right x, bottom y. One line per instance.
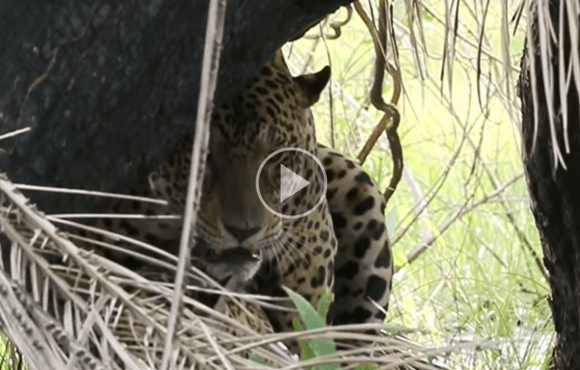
255, 148, 327, 220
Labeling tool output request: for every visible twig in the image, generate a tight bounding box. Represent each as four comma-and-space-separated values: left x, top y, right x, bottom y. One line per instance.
160, 1, 227, 367
14, 184, 168, 205
302, 5, 353, 40
463, 136, 548, 281
0, 127, 31, 141
199, 321, 235, 370
354, 1, 403, 205
401, 173, 524, 269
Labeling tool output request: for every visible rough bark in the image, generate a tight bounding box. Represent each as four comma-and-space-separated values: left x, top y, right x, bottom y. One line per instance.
518, 1, 580, 368
0, 0, 350, 213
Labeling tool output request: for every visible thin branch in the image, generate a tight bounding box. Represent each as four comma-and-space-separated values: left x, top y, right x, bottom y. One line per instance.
14, 184, 168, 206
354, 1, 403, 206
463, 136, 548, 281
401, 173, 523, 270
302, 5, 354, 40
0, 127, 31, 142
160, 0, 227, 368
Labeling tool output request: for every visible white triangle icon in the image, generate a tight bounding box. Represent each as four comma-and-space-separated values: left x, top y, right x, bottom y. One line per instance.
280, 164, 310, 203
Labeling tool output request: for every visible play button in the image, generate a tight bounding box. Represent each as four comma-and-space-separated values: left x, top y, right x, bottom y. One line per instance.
256, 148, 327, 219
280, 164, 310, 202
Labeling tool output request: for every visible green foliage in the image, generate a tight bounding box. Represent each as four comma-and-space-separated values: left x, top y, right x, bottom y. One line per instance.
282, 287, 378, 370
284, 1, 554, 368
249, 353, 274, 368
0, 335, 26, 370
284, 286, 339, 370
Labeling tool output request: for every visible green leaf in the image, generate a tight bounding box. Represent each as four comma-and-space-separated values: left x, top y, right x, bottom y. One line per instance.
283, 286, 327, 331
293, 317, 315, 361
393, 248, 408, 266
355, 364, 378, 370
249, 353, 275, 368
283, 286, 339, 369
317, 286, 331, 319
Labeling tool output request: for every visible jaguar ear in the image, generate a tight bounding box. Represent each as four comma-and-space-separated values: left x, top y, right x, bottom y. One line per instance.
293, 66, 331, 107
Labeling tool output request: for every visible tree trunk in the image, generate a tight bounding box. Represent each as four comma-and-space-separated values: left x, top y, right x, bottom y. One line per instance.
0, 0, 350, 213
518, 1, 580, 368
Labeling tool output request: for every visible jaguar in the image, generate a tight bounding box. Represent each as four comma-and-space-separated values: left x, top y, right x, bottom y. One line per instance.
81, 50, 393, 340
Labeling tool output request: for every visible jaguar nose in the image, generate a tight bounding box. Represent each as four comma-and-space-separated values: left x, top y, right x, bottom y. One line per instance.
224, 224, 261, 243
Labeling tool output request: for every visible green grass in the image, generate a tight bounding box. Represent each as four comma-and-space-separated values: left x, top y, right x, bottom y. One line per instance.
285, 1, 553, 369
0, 335, 26, 370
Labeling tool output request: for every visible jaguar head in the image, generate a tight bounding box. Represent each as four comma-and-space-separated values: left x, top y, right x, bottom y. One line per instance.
195, 52, 330, 270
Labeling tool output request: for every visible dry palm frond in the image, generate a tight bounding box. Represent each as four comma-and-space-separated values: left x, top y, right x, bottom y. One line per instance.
0, 170, 486, 369
0, 173, 279, 369
522, 0, 580, 168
